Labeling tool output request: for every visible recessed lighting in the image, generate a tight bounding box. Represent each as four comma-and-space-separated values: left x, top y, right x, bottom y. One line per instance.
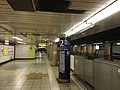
12, 36, 23, 41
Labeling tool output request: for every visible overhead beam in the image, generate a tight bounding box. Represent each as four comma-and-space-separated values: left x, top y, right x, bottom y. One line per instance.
0, 24, 13, 34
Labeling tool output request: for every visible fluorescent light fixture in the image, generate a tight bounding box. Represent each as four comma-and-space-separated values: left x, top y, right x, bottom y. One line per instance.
94, 42, 103, 44
54, 38, 60, 42
96, 45, 100, 50
65, 0, 120, 36
87, 0, 120, 24
12, 36, 23, 41
74, 45, 77, 47
64, 22, 84, 35
81, 44, 86, 46
17, 41, 26, 44
117, 43, 120, 45
4, 42, 9, 45
17, 41, 23, 43
4, 39, 9, 45
66, 24, 94, 36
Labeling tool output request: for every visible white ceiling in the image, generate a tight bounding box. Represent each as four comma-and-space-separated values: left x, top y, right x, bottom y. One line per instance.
0, 0, 111, 44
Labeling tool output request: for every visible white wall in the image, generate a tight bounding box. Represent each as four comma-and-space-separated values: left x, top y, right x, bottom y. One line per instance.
15, 44, 35, 58
0, 56, 10, 63
8, 46, 14, 59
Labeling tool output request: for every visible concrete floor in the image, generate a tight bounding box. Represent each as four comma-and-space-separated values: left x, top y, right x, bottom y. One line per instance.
0, 54, 85, 90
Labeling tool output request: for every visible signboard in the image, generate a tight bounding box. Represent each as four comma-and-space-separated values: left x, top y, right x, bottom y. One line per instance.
28, 45, 35, 58
59, 37, 70, 82
4, 47, 8, 56
59, 51, 65, 73
39, 43, 46, 47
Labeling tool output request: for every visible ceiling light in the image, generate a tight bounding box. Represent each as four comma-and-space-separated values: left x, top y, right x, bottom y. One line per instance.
12, 36, 23, 41
87, 0, 120, 24
4, 42, 9, 45
55, 38, 60, 42
96, 45, 100, 50
117, 43, 120, 45
94, 42, 103, 44
17, 41, 26, 44
4, 39, 9, 45
66, 24, 94, 36
17, 41, 23, 44
65, 0, 120, 36
81, 44, 86, 46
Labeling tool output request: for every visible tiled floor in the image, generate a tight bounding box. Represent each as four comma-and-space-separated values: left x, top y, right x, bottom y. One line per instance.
52, 66, 85, 90
0, 54, 85, 90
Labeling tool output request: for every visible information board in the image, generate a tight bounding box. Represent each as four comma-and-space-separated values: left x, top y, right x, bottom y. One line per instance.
59, 37, 70, 82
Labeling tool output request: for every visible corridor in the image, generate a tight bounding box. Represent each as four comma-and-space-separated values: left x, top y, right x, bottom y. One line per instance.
0, 54, 84, 90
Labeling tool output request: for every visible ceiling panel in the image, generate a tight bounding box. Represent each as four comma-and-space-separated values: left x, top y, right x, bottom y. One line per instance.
6, 0, 34, 11
0, 0, 113, 44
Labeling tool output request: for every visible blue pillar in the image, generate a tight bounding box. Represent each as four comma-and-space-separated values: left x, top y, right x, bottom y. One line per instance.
59, 37, 70, 82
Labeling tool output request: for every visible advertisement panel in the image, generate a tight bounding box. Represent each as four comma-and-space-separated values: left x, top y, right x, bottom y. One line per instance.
4, 46, 8, 56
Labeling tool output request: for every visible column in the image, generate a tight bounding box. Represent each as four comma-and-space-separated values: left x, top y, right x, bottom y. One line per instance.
59, 37, 70, 82
104, 42, 111, 60
77, 45, 81, 53
46, 45, 50, 57
51, 43, 58, 65
49, 44, 53, 60
86, 44, 93, 59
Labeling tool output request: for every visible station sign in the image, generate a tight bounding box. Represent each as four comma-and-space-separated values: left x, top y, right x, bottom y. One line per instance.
59, 37, 70, 82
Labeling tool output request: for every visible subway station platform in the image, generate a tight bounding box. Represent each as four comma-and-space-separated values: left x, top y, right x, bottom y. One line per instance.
0, 54, 84, 90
